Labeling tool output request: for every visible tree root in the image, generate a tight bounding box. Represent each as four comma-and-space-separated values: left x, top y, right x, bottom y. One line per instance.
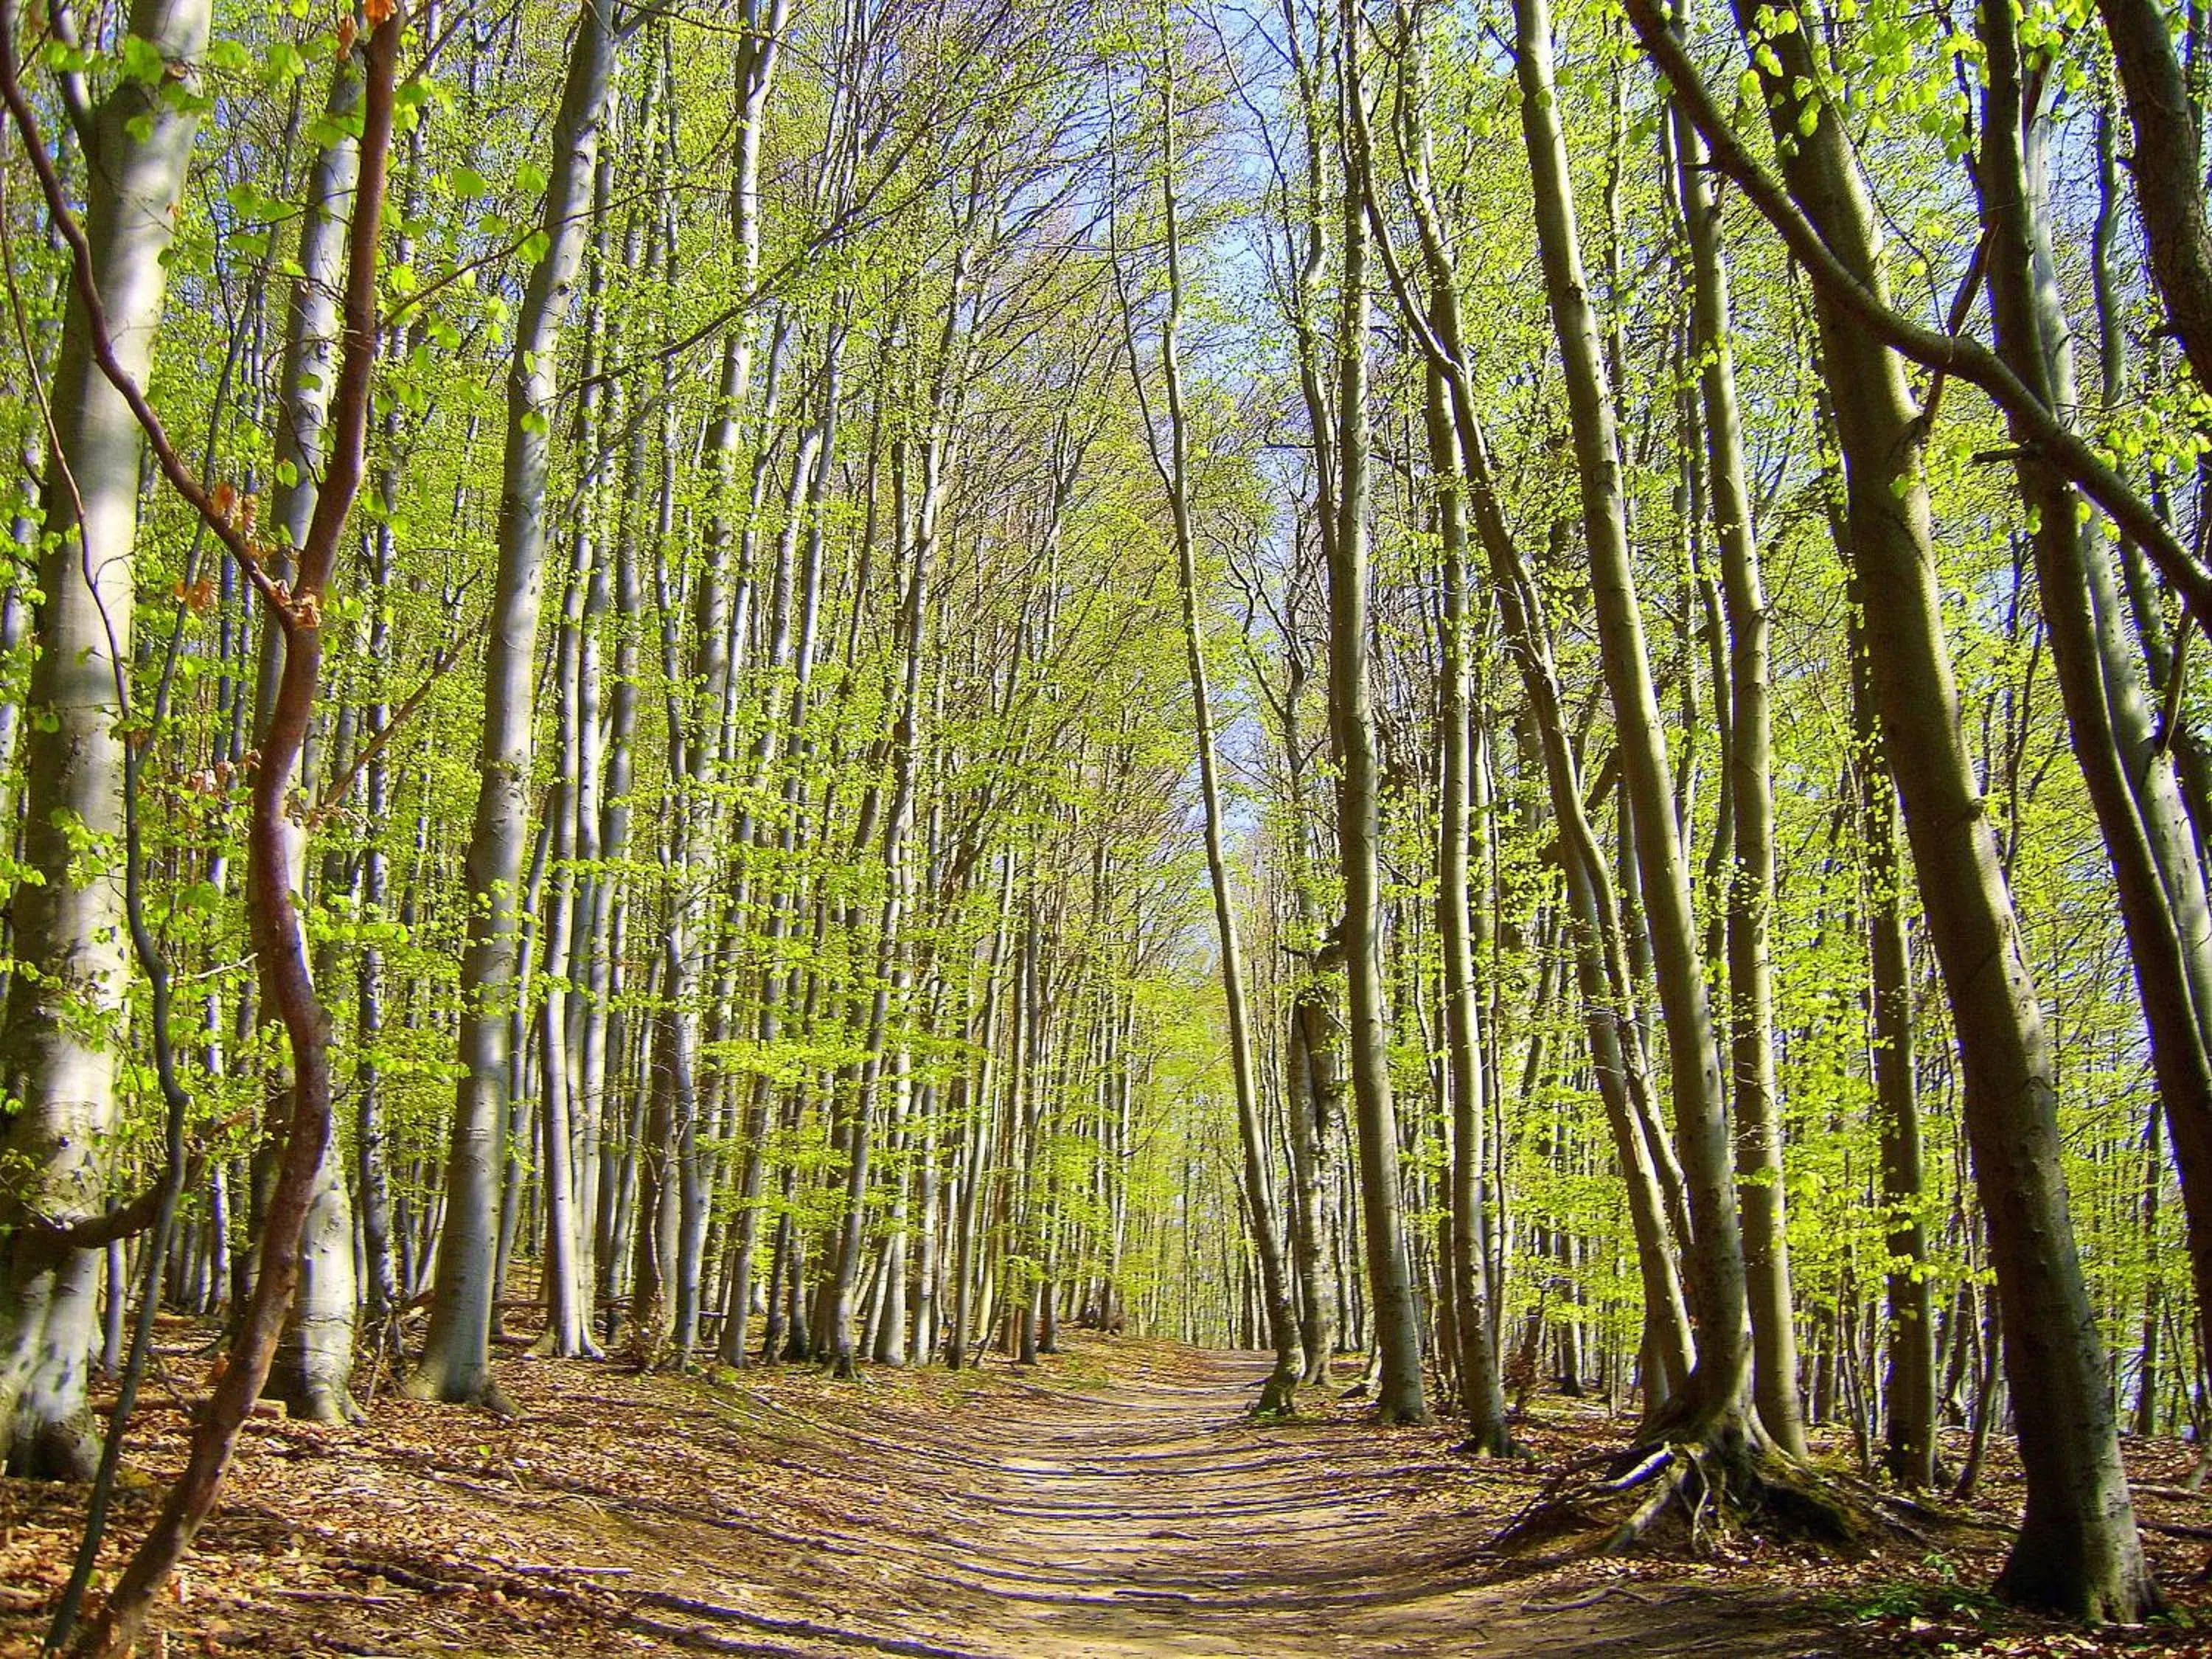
1491, 1434, 1880, 1564
1253, 1364, 1300, 1419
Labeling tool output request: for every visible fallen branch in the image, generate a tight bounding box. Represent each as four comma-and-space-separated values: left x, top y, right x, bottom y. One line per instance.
1593, 1447, 1674, 1496
1517, 1582, 1661, 1614
2133, 1517, 2212, 1541
1603, 1458, 1691, 1555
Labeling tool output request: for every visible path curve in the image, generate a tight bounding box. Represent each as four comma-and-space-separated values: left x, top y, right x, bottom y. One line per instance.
817, 1347, 1843, 1658
38, 1338, 1854, 1657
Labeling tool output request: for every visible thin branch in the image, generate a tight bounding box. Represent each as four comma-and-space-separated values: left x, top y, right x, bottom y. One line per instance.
1622, 0, 2212, 632
309, 643, 457, 824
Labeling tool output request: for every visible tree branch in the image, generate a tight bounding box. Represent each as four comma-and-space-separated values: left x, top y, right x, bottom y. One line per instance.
1621, 0, 2212, 633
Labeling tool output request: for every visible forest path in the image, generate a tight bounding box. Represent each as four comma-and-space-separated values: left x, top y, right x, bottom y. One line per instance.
888, 1346, 1840, 1658
2, 1335, 1874, 1657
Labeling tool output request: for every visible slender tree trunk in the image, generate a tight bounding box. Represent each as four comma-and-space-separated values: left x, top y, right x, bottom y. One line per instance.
411, 0, 618, 1408
1136, 44, 1302, 1412
256, 54, 363, 1428
1665, 73, 1803, 1458
1329, 7, 1426, 1425
534, 136, 616, 1361
1517, 0, 1747, 1445
1425, 352, 1509, 1453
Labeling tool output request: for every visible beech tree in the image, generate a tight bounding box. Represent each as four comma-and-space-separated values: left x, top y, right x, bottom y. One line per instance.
5, 0, 2212, 1633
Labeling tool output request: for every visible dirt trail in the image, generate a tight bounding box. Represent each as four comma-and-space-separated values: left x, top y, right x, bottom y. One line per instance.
859, 1347, 1839, 1658
4, 1338, 1875, 1657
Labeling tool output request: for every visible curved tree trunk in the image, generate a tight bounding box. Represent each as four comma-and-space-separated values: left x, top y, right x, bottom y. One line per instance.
1515, 0, 1747, 1447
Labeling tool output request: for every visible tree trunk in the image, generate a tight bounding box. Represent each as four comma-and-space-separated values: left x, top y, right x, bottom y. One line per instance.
411, 0, 618, 1409
72, 12, 397, 1643
1425, 352, 1509, 1453
1517, 0, 1747, 1444
0, 0, 211, 1480
1327, 6, 1426, 1425
2098, 0, 2212, 402
1139, 40, 1303, 1413
1666, 72, 1804, 1458
257, 53, 363, 1428
1639, 0, 2155, 1611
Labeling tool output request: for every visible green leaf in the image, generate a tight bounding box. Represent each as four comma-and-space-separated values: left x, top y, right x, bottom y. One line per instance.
119, 33, 167, 84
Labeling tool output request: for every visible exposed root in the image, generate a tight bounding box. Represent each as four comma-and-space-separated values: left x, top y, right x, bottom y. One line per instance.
399, 1366, 518, 1419
1253, 1363, 1300, 1419
1491, 1434, 1879, 1565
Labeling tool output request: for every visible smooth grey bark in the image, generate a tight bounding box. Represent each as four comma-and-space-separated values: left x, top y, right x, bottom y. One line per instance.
1328, 6, 1427, 1424
1636, 0, 2153, 1613
1516, 0, 1747, 1441
1665, 76, 1804, 1458
356, 0, 445, 1352
411, 0, 618, 1408
584, 61, 663, 1335
947, 864, 1012, 1370
533, 140, 612, 1363
0, 0, 210, 1478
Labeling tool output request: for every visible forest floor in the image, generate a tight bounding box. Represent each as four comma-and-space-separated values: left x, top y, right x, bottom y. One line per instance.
6, 1329, 2212, 1657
